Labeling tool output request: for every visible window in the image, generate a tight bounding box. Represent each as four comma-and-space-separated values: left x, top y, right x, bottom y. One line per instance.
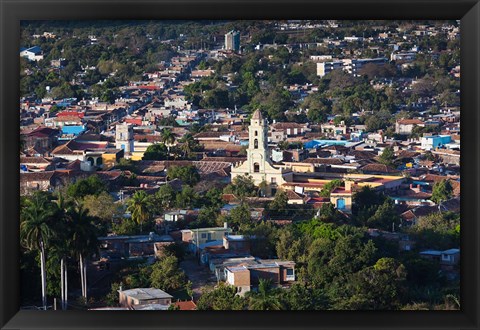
286, 268, 295, 281
254, 163, 260, 173
254, 139, 258, 149
255, 130, 258, 136
201, 233, 206, 239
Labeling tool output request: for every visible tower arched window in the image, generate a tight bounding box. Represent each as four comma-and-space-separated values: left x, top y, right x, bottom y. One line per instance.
255, 130, 258, 136
254, 139, 258, 149
254, 163, 260, 173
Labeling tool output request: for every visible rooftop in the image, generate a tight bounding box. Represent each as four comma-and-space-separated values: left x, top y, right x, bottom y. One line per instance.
251, 109, 263, 120
118, 288, 173, 300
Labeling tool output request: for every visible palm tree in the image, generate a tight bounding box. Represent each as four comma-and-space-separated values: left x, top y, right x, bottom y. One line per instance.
247, 279, 282, 310
49, 192, 73, 310
20, 192, 56, 310
179, 133, 195, 159
66, 204, 98, 304
127, 190, 152, 233
160, 128, 176, 159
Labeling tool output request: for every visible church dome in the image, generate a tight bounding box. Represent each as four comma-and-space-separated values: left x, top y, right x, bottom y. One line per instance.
251, 109, 263, 120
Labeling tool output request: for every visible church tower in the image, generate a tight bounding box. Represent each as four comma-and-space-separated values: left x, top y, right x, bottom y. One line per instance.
115, 123, 134, 153
230, 109, 292, 196
247, 109, 270, 174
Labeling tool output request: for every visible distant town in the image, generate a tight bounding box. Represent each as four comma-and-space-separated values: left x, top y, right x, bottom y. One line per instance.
20, 20, 460, 311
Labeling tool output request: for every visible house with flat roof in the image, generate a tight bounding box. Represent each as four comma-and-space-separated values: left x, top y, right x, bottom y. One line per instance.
118, 288, 173, 308
224, 258, 296, 295
181, 224, 232, 253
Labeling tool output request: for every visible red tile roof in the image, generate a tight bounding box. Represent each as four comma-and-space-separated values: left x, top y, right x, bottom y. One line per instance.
361, 163, 401, 174
303, 158, 344, 165
397, 119, 424, 125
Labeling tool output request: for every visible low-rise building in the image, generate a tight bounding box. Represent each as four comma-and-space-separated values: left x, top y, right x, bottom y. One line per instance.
118, 288, 173, 308
421, 135, 452, 150
225, 259, 296, 295
395, 119, 425, 135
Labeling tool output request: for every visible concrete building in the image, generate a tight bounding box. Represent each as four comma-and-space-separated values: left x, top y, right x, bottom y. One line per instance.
316, 61, 344, 77
225, 30, 240, 52
225, 259, 296, 295
421, 135, 452, 150
343, 57, 388, 76
390, 52, 417, 61
395, 119, 425, 135
118, 288, 172, 308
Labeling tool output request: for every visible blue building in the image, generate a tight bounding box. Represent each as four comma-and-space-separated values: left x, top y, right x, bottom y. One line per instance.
421, 135, 452, 150
304, 139, 349, 149
59, 125, 86, 140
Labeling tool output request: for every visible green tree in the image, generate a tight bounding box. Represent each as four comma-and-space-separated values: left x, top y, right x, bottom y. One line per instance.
431, 179, 453, 204
197, 283, 246, 310
192, 207, 220, 228
338, 258, 407, 310
268, 190, 288, 215
160, 128, 176, 158
379, 147, 395, 166
154, 184, 176, 210
167, 165, 200, 186
178, 133, 200, 159
150, 255, 187, 292
82, 191, 122, 223
20, 192, 56, 309
142, 143, 168, 160
229, 203, 251, 229
175, 185, 199, 209
247, 279, 282, 310
367, 198, 401, 231
276, 227, 307, 262
204, 187, 224, 209
112, 217, 141, 235
66, 175, 107, 200
408, 211, 459, 250
65, 205, 99, 302
127, 190, 153, 233
319, 179, 343, 197
224, 174, 257, 198
352, 186, 386, 225
280, 283, 328, 310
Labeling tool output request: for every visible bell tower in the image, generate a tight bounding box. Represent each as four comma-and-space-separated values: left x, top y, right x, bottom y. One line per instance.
248, 109, 269, 174
230, 109, 292, 196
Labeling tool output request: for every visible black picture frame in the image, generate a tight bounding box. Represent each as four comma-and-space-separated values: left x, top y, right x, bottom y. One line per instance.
1, 0, 479, 329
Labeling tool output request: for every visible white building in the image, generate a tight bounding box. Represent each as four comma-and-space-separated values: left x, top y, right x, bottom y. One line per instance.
316, 61, 344, 77
20, 46, 44, 62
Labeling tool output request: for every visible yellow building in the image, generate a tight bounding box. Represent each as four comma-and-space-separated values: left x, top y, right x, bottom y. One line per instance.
101, 149, 124, 170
